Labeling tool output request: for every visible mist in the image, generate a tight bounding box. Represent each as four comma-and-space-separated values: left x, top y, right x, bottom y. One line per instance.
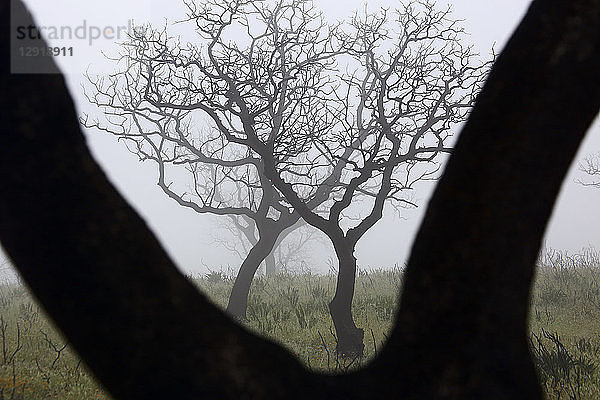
2, 0, 599, 280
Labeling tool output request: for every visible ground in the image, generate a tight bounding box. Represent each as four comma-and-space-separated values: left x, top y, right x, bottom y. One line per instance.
0, 248, 598, 399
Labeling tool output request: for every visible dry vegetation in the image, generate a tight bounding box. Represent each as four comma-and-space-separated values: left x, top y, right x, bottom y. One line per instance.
0, 247, 598, 399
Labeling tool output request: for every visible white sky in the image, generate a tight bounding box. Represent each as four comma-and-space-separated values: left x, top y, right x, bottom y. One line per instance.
4, 0, 600, 278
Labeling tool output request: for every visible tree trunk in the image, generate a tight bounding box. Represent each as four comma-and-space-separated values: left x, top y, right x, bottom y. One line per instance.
264, 251, 278, 276
329, 242, 364, 357
226, 232, 278, 319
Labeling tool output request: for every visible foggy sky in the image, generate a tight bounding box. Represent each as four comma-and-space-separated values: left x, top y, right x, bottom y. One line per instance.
3, 0, 599, 278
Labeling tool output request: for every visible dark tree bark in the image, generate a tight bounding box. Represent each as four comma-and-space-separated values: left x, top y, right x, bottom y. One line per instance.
226, 226, 279, 319
1, 0, 599, 399
329, 241, 364, 356
370, 1, 600, 398
217, 215, 279, 317
225, 211, 301, 319
1, 2, 320, 399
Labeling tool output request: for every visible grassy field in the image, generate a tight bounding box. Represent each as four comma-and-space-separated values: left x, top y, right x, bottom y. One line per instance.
0, 248, 598, 399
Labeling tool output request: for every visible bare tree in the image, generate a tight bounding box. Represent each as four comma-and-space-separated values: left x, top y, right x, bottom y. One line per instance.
577, 152, 600, 188
253, 1, 491, 355
85, 0, 490, 355
199, 165, 317, 275
210, 214, 327, 274
2, 0, 599, 398
270, 222, 327, 273
82, 0, 345, 319
83, 84, 305, 319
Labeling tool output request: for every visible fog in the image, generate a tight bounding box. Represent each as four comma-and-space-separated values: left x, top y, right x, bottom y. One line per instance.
2, 0, 599, 280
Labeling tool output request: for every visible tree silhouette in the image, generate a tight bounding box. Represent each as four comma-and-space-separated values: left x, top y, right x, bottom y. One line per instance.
253, 1, 489, 355
578, 152, 600, 189
84, 0, 489, 354
82, 0, 346, 320
1, 0, 599, 399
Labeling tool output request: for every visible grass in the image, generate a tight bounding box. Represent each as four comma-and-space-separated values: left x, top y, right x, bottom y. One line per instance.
0, 248, 598, 399
529, 247, 600, 399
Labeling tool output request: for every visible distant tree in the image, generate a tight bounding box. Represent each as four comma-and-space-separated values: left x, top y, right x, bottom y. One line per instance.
192, 164, 325, 275
210, 214, 327, 275
577, 152, 600, 188
2, 0, 599, 399
205, 170, 328, 275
